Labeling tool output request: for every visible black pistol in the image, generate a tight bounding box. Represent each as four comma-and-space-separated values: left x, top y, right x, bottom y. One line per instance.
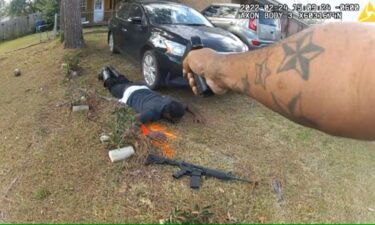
183, 36, 214, 97
145, 154, 254, 189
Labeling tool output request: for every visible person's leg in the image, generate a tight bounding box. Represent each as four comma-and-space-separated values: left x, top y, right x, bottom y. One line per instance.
109, 83, 128, 99
103, 77, 124, 97
100, 65, 132, 83
100, 66, 142, 99
116, 75, 132, 84
105, 65, 133, 84
104, 74, 132, 87
104, 76, 135, 99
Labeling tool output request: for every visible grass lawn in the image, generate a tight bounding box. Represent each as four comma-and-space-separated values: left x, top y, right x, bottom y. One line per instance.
0, 27, 374, 223
0, 32, 47, 53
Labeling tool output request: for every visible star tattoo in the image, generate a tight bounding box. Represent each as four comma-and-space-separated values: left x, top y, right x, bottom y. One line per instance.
277, 32, 324, 80
255, 57, 271, 89
271, 92, 317, 128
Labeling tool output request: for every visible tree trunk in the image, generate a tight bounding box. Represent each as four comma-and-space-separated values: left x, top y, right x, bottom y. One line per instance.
62, 0, 84, 48
59, 0, 64, 42
60, 0, 64, 31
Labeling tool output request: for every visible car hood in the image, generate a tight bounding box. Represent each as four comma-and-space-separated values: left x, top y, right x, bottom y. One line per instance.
156, 24, 247, 52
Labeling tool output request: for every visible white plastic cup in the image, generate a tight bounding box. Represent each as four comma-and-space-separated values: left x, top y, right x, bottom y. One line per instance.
108, 146, 135, 163
72, 105, 89, 112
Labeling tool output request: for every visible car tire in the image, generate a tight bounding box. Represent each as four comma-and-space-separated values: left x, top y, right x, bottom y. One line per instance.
108, 32, 118, 54
142, 50, 161, 90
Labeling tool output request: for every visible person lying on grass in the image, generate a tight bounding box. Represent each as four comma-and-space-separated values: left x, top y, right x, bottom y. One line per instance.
98, 65, 205, 125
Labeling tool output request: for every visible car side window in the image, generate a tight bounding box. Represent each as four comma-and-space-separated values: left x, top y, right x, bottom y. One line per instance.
129, 4, 147, 25
117, 4, 130, 20
203, 5, 238, 18
129, 5, 143, 18
202, 5, 220, 17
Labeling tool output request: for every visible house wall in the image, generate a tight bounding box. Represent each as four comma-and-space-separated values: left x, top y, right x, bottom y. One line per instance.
85, 0, 115, 12
82, 0, 115, 25
105, 0, 111, 11
86, 0, 93, 12
179, 0, 232, 11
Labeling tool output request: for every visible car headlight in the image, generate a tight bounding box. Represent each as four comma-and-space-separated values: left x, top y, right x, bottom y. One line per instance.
164, 40, 186, 57
150, 33, 186, 57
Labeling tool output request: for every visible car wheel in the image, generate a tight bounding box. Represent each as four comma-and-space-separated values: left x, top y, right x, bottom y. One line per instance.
108, 32, 118, 54
142, 50, 161, 89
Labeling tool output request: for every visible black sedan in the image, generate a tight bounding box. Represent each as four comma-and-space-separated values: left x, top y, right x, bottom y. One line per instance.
108, 0, 248, 89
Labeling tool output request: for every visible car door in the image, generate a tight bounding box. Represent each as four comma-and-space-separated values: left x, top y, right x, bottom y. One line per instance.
114, 4, 131, 53
126, 4, 149, 58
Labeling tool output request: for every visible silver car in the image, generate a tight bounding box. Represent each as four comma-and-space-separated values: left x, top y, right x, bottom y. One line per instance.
202, 3, 281, 49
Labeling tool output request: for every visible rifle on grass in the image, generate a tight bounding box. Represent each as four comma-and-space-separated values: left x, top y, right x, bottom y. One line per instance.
145, 154, 254, 189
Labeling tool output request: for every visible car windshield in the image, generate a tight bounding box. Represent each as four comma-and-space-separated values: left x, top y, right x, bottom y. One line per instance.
259, 10, 277, 27
144, 3, 213, 26
202, 5, 239, 18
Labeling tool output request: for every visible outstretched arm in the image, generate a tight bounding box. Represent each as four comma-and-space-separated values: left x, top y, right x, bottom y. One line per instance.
185, 104, 206, 124
167, 96, 206, 123
183, 22, 375, 140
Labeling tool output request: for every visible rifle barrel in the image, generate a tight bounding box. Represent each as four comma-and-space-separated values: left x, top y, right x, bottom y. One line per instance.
232, 176, 254, 184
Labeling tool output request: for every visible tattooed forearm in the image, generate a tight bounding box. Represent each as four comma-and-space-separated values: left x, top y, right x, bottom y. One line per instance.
271, 92, 317, 128
255, 56, 271, 89
241, 73, 251, 95
277, 31, 324, 80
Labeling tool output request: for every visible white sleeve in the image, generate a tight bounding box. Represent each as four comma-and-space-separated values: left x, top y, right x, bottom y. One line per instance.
118, 85, 150, 104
